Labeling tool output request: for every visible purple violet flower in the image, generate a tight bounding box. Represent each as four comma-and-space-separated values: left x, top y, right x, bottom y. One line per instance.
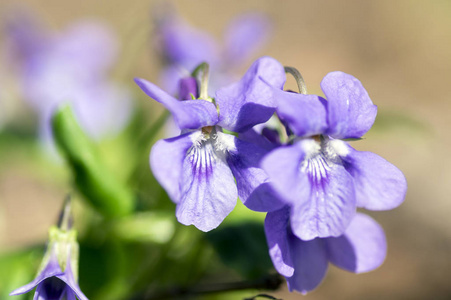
135, 57, 286, 231
261, 71, 407, 240
265, 207, 387, 294
10, 199, 88, 300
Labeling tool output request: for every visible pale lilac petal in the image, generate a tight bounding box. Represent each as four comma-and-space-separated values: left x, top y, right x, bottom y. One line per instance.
56, 261, 88, 300
158, 17, 219, 69
176, 136, 237, 231
342, 146, 407, 210
261, 143, 310, 206
264, 207, 294, 277
238, 128, 278, 151
326, 213, 387, 273
290, 155, 356, 240
10, 256, 63, 295
135, 78, 218, 130
55, 21, 118, 73
321, 71, 377, 139
150, 132, 194, 203
215, 56, 286, 132
286, 237, 328, 294
268, 85, 328, 137
66, 289, 77, 300
224, 13, 272, 65
226, 134, 284, 212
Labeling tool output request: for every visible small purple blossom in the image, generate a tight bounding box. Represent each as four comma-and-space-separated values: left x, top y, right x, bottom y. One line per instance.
265, 208, 387, 294
135, 57, 286, 231
10, 226, 87, 300
261, 71, 407, 240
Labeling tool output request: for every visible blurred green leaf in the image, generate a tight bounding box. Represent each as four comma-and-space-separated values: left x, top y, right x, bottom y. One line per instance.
52, 105, 134, 218
372, 110, 431, 135
0, 246, 43, 300
206, 222, 273, 280
112, 211, 175, 244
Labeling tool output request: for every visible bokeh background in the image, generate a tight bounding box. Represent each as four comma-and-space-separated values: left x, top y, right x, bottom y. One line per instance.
0, 0, 450, 299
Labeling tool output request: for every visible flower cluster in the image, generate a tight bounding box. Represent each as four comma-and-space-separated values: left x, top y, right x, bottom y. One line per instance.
137, 55, 407, 293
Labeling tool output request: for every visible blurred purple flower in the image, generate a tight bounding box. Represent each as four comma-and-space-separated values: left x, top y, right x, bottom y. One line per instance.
10, 251, 88, 300
10, 198, 87, 300
135, 57, 286, 231
265, 208, 387, 294
4, 12, 133, 149
155, 10, 272, 96
262, 71, 407, 240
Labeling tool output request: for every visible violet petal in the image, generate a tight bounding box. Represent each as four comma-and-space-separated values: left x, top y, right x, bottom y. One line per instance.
215, 56, 285, 133
150, 132, 195, 203
261, 143, 310, 207
56, 261, 88, 300
10, 256, 63, 296
286, 237, 328, 295
326, 213, 387, 273
321, 71, 377, 139
135, 78, 218, 130
290, 155, 356, 240
224, 13, 272, 65
264, 207, 294, 277
176, 133, 237, 231
226, 135, 285, 212
268, 86, 328, 137
342, 146, 407, 210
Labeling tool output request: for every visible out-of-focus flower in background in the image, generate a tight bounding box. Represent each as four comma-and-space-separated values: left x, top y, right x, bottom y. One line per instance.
154, 7, 272, 96
3, 9, 133, 153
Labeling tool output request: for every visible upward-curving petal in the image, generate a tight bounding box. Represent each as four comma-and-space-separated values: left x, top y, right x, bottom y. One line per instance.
341, 146, 407, 211
150, 132, 195, 203
264, 207, 294, 277
224, 13, 272, 66
268, 85, 328, 137
135, 78, 218, 130
215, 56, 285, 133
176, 133, 237, 231
321, 71, 377, 139
326, 213, 387, 273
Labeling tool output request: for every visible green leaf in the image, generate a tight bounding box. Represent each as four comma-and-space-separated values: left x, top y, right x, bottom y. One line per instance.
206, 222, 273, 279
52, 105, 134, 217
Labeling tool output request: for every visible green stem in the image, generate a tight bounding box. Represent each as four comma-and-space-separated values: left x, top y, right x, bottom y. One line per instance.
191, 62, 210, 99
284, 66, 307, 94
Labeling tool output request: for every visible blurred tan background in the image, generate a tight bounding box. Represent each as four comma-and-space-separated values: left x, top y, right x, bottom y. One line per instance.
1, 0, 450, 299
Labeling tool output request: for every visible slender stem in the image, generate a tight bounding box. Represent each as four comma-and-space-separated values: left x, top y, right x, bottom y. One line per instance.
284, 66, 307, 94
191, 62, 210, 99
